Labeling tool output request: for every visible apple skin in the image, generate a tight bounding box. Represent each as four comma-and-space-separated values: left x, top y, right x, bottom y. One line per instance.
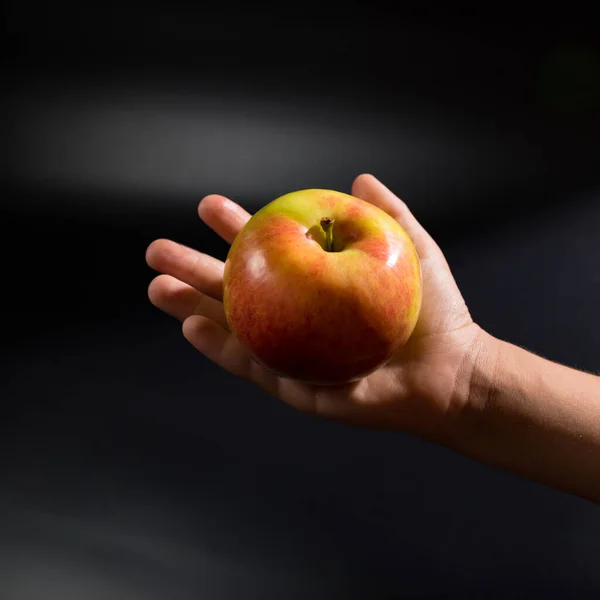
222, 189, 422, 385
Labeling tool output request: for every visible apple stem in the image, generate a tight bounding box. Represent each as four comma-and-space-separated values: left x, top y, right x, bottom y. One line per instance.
320, 217, 335, 252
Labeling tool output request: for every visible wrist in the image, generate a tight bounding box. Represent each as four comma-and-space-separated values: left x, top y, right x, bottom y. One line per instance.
466, 328, 503, 415
439, 326, 503, 445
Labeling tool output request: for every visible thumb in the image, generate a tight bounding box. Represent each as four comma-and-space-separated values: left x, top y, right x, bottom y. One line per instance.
351, 174, 439, 259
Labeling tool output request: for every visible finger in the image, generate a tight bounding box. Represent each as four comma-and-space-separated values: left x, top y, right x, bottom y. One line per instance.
182, 315, 324, 415
182, 315, 282, 396
351, 173, 439, 258
198, 194, 252, 245
146, 239, 224, 301
148, 274, 228, 327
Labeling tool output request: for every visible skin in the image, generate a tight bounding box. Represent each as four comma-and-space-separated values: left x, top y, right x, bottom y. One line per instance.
223, 189, 422, 384
146, 174, 479, 437
147, 174, 600, 504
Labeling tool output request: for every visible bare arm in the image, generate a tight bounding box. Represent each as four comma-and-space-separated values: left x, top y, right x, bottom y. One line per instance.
147, 174, 600, 505
444, 330, 600, 504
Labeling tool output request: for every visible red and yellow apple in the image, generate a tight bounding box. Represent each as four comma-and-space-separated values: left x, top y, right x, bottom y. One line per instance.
222, 189, 422, 385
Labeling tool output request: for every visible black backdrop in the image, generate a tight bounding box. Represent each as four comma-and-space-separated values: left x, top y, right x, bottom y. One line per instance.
2, 7, 600, 599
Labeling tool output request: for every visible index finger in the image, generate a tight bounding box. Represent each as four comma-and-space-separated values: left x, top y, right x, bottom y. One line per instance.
198, 194, 252, 245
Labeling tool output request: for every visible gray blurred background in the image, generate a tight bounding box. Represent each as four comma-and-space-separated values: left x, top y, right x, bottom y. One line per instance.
1, 5, 600, 599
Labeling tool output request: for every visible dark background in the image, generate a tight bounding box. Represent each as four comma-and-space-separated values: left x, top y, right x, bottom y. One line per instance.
2, 5, 600, 598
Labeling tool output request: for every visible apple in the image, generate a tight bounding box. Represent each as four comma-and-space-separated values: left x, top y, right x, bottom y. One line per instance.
222, 189, 422, 385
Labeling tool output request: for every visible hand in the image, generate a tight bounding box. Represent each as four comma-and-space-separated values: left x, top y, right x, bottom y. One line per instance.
146, 175, 484, 438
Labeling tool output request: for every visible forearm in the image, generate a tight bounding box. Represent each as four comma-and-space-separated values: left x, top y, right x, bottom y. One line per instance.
445, 330, 600, 503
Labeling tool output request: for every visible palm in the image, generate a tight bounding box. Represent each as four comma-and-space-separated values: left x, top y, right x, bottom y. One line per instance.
147, 175, 481, 435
